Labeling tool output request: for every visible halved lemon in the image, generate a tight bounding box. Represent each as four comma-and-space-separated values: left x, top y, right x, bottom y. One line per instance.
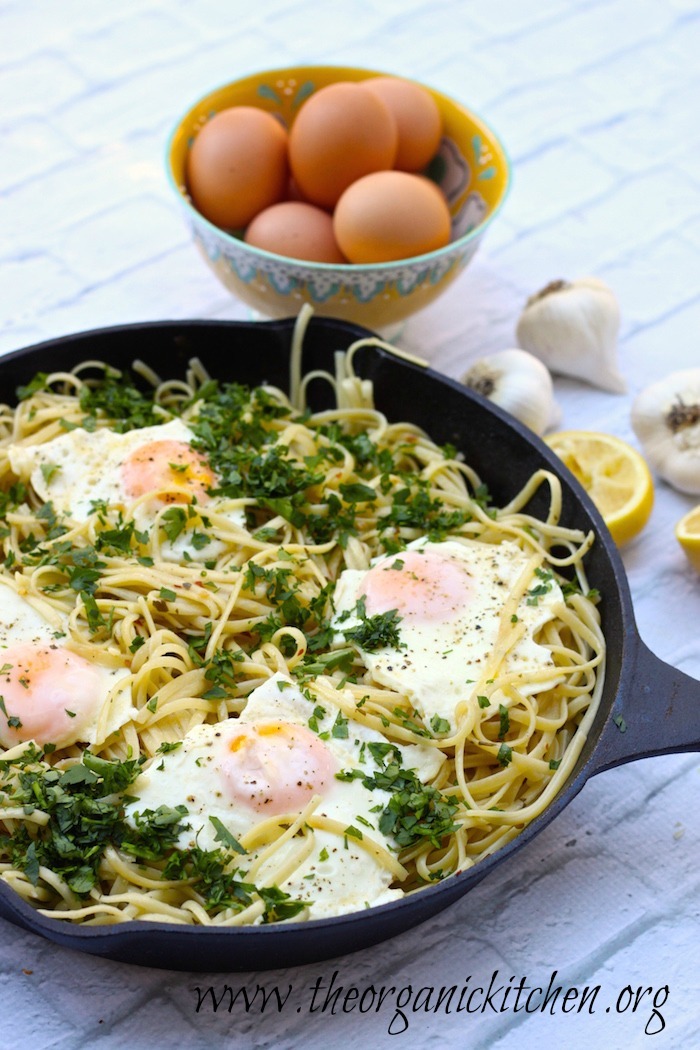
675, 505, 700, 571
544, 430, 654, 546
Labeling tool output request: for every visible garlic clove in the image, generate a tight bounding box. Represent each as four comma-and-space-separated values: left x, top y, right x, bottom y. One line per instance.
516, 276, 626, 394
631, 368, 700, 494
461, 348, 560, 436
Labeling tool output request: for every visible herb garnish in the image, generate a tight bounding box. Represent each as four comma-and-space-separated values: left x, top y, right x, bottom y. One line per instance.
336, 744, 459, 849
342, 598, 404, 652
0, 748, 308, 920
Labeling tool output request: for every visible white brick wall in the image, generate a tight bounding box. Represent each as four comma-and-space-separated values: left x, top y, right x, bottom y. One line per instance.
1, 1, 699, 1047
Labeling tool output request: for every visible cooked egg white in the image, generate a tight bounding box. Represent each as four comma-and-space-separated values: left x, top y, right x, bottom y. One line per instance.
124, 672, 444, 919
0, 579, 135, 750
331, 538, 565, 734
0, 578, 65, 650
8, 418, 247, 562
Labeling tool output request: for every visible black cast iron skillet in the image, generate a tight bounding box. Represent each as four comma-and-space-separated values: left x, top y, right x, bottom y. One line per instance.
1, 316, 698, 971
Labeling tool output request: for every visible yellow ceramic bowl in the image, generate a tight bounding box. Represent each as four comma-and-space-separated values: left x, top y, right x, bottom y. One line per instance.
166, 65, 511, 330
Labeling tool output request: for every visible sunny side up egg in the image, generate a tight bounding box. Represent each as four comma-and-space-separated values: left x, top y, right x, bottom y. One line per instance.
8, 418, 247, 562
124, 672, 444, 919
330, 538, 565, 735
0, 580, 134, 750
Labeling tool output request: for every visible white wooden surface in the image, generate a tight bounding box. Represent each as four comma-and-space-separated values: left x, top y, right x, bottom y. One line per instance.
1, 2, 699, 1047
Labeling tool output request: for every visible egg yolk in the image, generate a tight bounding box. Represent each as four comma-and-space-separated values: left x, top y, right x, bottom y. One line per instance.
219, 721, 337, 814
0, 643, 107, 748
360, 548, 472, 624
120, 440, 216, 503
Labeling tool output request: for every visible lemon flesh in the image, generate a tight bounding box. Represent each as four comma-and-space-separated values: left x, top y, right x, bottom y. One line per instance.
675, 505, 700, 571
545, 430, 654, 547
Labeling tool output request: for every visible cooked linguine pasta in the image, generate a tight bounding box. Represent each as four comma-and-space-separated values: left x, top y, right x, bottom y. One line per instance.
0, 309, 604, 927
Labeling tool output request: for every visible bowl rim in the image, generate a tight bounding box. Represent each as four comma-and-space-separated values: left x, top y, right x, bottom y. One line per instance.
164, 63, 512, 274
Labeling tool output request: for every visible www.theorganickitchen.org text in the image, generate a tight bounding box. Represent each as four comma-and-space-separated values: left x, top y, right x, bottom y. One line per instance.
193, 968, 669, 1036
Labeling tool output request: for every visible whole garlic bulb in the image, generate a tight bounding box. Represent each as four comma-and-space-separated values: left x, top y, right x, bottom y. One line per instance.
516, 277, 626, 393
461, 348, 561, 435
631, 369, 700, 494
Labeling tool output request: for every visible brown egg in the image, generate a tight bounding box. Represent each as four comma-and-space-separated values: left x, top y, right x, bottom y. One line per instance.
333, 171, 452, 263
363, 76, 443, 172
186, 106, 288, 230
244, 201, 347, 263
289, 82, 398, 209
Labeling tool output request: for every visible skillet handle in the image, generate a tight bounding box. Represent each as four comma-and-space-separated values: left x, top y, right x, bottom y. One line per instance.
587, 637, 700, 776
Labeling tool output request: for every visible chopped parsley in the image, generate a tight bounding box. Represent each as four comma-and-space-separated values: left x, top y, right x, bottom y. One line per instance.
0, 748, 307, 920
497, 743, 513, 767
498, 704, 510, 740
336, 745, 460, 849
343, 605, 403, 652
430, 714, 451, 735
76, 368, 165, 433
209, 815, 246, 855
378, 483, 470, 542
0, 751, 143, 895
526, 566, 554, 606
331, 710, 349, 739
187, 629, 246, 699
